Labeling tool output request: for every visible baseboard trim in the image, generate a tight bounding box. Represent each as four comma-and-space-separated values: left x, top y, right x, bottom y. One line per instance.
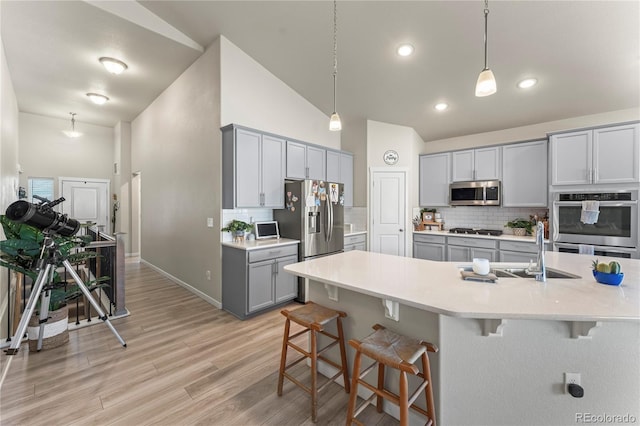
140, 259, 222, 309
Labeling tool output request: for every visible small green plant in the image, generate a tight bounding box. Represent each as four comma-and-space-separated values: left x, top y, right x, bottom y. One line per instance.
506, 218, 533, 234
221, 220, 253, 233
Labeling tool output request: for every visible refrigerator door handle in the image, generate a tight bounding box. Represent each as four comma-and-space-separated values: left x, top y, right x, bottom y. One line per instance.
328, 199, 333, 242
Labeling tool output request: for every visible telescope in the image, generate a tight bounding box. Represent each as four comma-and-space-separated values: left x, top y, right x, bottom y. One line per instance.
5, 197, 80, 237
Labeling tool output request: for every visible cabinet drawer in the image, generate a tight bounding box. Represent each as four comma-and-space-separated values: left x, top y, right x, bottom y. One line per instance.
248, 244, 298, 263
447, 236, 497, 249
344, 234, 366, 246
499, 240, 538, 254
414, 234, 446, 244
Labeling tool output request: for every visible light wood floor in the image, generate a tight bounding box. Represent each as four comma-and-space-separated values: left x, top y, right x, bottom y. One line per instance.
0, 261, 396, 425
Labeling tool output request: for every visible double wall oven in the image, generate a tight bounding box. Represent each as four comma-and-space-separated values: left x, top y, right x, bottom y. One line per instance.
552, 190, 639, 258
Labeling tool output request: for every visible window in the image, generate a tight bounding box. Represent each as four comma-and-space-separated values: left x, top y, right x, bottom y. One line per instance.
28, 177, 54, 203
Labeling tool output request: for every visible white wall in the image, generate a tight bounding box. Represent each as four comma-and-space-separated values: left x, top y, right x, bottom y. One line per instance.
422, 108, 640, 153
131, 40, 222, 305
18, 112, 114, 198
0, 36, 20, 340
220, 36, 340, 150
366, 120, 424, 255
113, 121, 132, 253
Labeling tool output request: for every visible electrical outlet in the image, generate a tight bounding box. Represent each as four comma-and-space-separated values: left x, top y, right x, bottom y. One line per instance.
565, 372, 581, 393
207, 218, 214, 228
206, 270, 211, 280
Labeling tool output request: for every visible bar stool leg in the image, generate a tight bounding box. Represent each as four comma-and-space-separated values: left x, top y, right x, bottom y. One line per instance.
376, 362, 385, 413
346, 349, 362, 426
422, 352, 436, 426
337, 317, 350, 393
399, 371, 409, 426
277, 317, 291, 396
310, 327, 318, 422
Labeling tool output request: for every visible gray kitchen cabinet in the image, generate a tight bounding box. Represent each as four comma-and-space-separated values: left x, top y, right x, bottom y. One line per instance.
499, 240, 548, 263
451, 146, 501, 182
222, 125, 285, 209
413, 234, 446, 261
222, 243, 298, 319
344, 233, 367, 251
502, 140, 548, 207
447, 236, 498, 262
286, 141, 326, 180
550, 123, 639, 185
419, 152, 450, 207
327, 150, 354, 207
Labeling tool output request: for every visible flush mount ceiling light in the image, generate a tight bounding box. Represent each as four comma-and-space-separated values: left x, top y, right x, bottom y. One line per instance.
397, 44, 414, 57
86, 92, 109, 105
434, 103, 449, 111
99, 57, 128, 75
517, 78, 538, 89
63, 112, 82, 138
329, 0, 342, 132
475, 0, 497, 97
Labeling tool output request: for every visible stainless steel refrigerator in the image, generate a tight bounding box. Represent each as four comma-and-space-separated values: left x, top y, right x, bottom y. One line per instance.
274, 179, 344, 301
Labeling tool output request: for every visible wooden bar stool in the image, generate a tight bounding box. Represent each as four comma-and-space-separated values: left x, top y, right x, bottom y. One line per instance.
277, 301, 350, 422
346, 324, 438, 426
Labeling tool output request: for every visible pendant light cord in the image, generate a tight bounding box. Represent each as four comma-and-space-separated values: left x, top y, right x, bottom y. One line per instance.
332, 0, 338, 114
483, 0, 489, 71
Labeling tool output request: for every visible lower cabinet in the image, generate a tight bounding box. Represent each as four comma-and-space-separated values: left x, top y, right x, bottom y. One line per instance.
344, 233, 367, 251
413, 234, 446, 261
499, 240, 546, 263
447, 236, 498, 262
222, 243, 298, 319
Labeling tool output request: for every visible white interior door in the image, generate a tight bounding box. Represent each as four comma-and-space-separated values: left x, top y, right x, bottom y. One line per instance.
371, 170, 406, 256
60, 178, 110, 232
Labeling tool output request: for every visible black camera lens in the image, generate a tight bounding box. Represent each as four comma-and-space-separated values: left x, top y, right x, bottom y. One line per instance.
6, 200, 80, 237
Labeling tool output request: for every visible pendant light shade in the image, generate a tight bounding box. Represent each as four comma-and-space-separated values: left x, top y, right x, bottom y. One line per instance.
63, 112, 82, 138
329, 0, 342, 131
475, 0, 497, 97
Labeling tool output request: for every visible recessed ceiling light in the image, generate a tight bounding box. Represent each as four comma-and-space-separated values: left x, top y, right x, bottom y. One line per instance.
397, 44, 414, 57
99, 57, 128, 75
86, 93, 109, 105
434, 103, 449, 111
517, 78, 538, 89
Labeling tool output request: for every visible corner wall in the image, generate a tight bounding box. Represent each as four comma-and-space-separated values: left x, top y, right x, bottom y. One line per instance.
131, 40, 222, 304
0, 36, 19, 340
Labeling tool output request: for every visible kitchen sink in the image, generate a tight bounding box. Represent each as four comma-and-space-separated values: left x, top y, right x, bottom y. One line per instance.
460, 266, 581, 279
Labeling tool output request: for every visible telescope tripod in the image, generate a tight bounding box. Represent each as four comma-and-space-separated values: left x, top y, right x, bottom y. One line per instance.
4, 235, 126, 357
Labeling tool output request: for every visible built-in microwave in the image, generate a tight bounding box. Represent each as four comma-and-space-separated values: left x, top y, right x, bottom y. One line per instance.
449, 180, 501, 206
552, 191, 638, 249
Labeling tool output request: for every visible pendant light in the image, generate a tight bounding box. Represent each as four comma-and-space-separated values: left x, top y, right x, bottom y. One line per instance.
329, 0, 342, 131
475, 0, 497, 97
63, 112, 82, 138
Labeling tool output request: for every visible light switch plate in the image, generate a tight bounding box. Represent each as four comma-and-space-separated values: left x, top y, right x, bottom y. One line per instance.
207, 217, 214, 227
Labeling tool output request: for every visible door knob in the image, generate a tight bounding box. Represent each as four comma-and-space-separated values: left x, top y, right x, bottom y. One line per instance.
399, 229, 404, 232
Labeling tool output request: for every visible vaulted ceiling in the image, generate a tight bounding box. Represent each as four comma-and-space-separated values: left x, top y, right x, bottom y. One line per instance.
2, 1, 638, 142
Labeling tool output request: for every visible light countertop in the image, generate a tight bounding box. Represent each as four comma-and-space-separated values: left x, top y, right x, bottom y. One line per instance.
222, 237, 299, 251
344, 230, 367, 237
414, 229, 549, 243
284, 251, 640, 322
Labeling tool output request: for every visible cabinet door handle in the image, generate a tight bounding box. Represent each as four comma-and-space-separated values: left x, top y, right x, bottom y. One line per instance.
305, 166, 309, 179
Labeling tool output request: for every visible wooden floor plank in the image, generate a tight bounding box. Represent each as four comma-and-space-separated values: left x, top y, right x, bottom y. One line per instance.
0, 261, 398, 425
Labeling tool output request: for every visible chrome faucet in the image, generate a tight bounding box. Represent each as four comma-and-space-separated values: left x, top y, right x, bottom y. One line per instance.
526, 221, 546, 282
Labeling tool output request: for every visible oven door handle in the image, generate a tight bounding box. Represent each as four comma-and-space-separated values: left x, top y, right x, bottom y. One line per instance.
554, 242, 637, 255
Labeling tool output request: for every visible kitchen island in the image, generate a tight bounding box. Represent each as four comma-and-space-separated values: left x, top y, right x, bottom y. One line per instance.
284, 251, 640, 425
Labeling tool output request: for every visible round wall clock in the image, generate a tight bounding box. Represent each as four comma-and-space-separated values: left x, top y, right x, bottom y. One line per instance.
383, 150, 399, 165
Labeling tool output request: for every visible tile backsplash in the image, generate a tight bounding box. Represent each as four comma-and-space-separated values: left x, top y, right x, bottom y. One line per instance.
221, 208, 273, 242
412, 206, 548, 234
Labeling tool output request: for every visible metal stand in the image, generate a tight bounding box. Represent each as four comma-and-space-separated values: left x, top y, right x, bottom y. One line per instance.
4, 235, 126, 357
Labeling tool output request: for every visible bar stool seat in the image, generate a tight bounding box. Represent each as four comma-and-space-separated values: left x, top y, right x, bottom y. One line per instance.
277, 302, 350, 423
346, 324, 438, 426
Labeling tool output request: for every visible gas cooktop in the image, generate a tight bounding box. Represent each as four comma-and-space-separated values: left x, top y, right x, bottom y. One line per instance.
448, 228, 503, 236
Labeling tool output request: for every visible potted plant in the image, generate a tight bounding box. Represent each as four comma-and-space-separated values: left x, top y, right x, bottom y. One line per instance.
506, 218, 533, 236
221, 220, 253, 242
0, 215, 105, 350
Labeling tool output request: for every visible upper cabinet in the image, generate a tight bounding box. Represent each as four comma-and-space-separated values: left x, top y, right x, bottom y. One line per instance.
222, 125, 285, 209
550, 123, 639, 185
502, 140, 548, 207
419, 152, 450, 207
326, 150, 354, 207
286, 141, 326, 180
451, 146, 501, 182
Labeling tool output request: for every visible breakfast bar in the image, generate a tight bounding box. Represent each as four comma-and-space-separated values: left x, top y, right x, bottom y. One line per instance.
285, 251, 640, 425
